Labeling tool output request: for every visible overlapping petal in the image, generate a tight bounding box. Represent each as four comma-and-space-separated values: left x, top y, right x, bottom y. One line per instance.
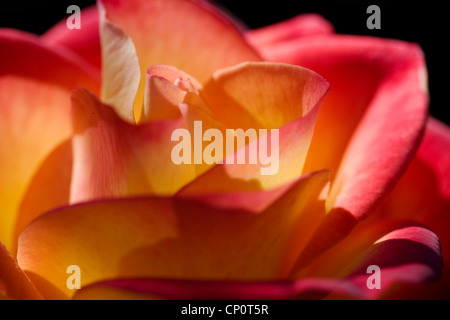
0, 241, 42, 299
17, 171, 329, 299
99, 0, 261, 123
180, 62, 329, 193
70, 88, 194, 202
13, 141, 73, 253
351, 118, 450, 298
69, 223, 442, 300
1, 3, 445, 301
71, 62, 329, 201
249, 34, 429, 266
143, 65, 203, 121
284, 118, 448, 298
0, 29, 100, 251
252, 34, 428, 220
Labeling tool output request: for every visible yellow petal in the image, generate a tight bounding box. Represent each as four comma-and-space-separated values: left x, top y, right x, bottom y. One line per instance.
17, 171, 328, 299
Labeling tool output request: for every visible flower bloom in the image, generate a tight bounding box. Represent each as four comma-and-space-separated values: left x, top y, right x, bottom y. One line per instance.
0, 0, 449, 300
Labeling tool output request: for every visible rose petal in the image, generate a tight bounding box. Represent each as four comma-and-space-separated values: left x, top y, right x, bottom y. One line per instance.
99, 0, 261, 123
339, 225, 442, 299
72, 277, 359, 300
251, 36, 429, 266
70, 88, 196, 202
177, 177, 301, 214
179, 62, 329, 192
71, 225, 442, 300
98, 2, 141, 124
0, 241, 42, 300
201, 61, 328, 130
246, 14, 334, 48
17, 170, 328, 299
0, 29, 100, 250
71, 61, 329, 201
144, 75, 187, 120
143, 65, 203, 121
254, 35, 428, 220
42, 5, 101, 70
293, 220, 442, 299
326, 38, 428, 219
352, 118, 450, 298
13, 140, 72, 256
368, 118, 450, 244
291, 120, 449, 299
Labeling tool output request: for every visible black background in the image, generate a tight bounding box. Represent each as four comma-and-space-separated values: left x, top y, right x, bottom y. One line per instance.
0, 1, 447, 125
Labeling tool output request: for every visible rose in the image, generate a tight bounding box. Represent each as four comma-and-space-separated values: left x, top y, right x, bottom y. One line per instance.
0, 0, 448, 300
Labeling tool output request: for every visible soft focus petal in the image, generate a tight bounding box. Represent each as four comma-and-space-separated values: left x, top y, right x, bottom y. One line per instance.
335, 225, 442, 299
0, 29, 100, 250
72, 277, 358, 300
17, 171, 328, 299
289, 217, 442, 299
99, 0, 261, 123
42, 6, 101, 70
246, 14, 334, 48
358, 118, 450, 298
0, 241, 42, 300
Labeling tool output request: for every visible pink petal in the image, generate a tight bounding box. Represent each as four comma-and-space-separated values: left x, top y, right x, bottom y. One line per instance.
42, 6, 101, 71
246, 14, 334, 48
251, 36, 428, 264
349, 118, 450, 298
99, 0, 261, 123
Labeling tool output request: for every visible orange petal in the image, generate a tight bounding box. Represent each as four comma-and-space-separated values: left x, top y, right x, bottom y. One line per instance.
99, 0, 261, 123
144, 75, 186, 120
0, 241, 42, 300
71, 221, 443, 300
202, 62, 328, 130
71, 223, 442, 300
0, 30, 100, 250
70, 88, 196, 202
179, 62, 329, 192
17, 171, 328, 299
13, 140, 72, 256
143, 65, 202, 121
